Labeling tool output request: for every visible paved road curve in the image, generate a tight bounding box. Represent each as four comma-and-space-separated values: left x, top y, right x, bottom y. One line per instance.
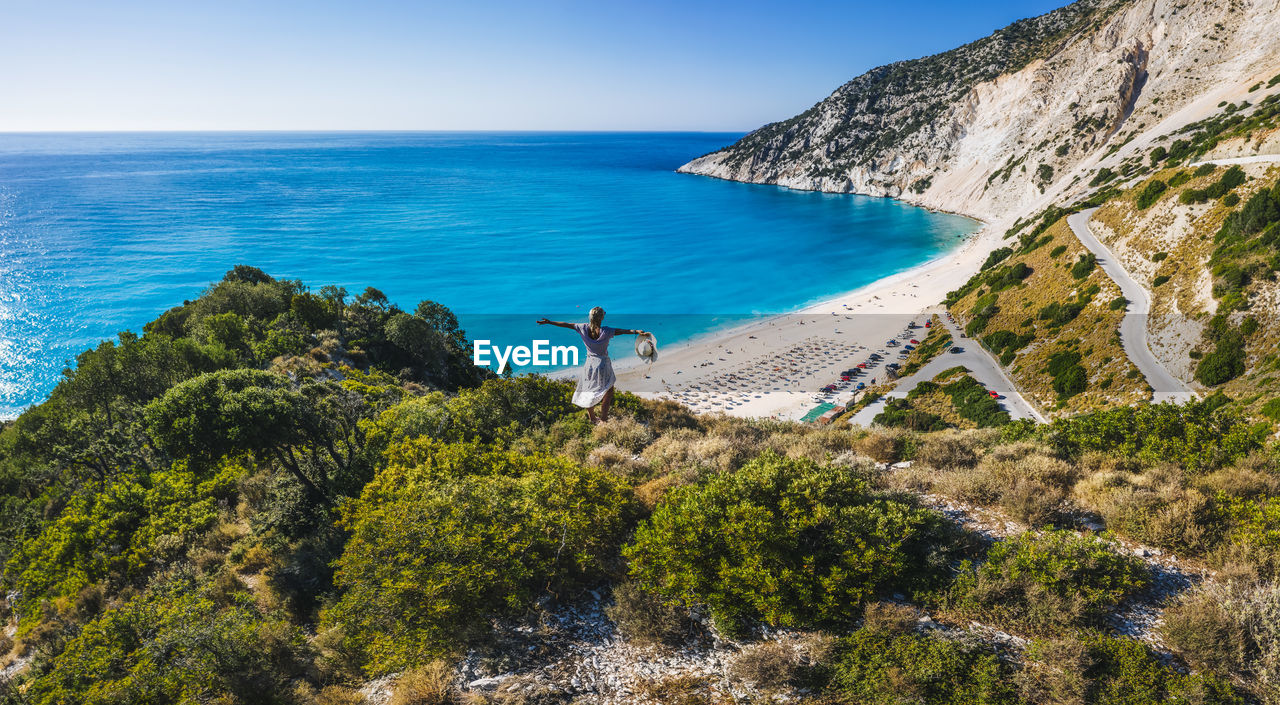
1067, 209, 1195, 404
849, 312, 1046, 426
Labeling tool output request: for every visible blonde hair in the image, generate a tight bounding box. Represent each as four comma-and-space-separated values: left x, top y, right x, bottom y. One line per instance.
588, 306, 605, 337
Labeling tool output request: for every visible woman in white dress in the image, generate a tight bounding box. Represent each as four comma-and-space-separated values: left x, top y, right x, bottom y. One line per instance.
537, 307, 648, 424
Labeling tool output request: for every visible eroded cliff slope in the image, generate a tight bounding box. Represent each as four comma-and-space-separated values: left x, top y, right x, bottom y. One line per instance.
680, 0, 1280, 221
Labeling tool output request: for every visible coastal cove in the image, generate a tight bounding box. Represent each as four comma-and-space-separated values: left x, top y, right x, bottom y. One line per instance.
0, 132, 977, 418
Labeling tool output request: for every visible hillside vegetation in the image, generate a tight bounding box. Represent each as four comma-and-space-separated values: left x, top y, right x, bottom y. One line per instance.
3, 268, 1280, 704
945, 217, 1145, 416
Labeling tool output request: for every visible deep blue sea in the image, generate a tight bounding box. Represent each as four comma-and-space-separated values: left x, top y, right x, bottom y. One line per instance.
0, 132, 977, 418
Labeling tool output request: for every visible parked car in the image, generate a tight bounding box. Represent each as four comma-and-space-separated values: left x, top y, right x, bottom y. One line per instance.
950, 347, 963, 354
988, 390, 1000, 399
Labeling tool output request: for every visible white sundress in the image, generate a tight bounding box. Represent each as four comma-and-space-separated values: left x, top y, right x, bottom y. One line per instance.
572, 323, 616, 408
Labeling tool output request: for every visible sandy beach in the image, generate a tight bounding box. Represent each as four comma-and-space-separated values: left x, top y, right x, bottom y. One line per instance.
607, 216, 1008, 420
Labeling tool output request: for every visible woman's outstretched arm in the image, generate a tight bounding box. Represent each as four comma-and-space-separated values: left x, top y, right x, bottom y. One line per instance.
536, 318, 576, 329
613, 327, 649, 336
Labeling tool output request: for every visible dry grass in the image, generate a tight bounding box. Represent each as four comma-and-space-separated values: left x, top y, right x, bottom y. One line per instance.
891, 441, 1075, 527
1162, 580, 1280, 704
390, 661, 458, 705
860, 601, 923, 634
1072, 464, 1222, 555
728, 641, 802, 693
606, 581, 695, 646
591, 415, 655, 454
634, 675, 729, 705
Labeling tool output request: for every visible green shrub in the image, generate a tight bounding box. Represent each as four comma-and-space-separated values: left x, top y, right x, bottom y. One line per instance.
827, 627, 1019, 705
1046, 350, 1087, 399
981, 247, 1013, 271
4, 463, 238, 626
624, 452, 957, 633
1168, 170, 1192, 188
28, 572, 312, 705
1135, 179, 1167, 209
1108, 296, 1128, 310
1070, 253, 1097, 279
943, 376, 1011, 428
943, 530, 1148, 634
1090, 168, 1115, 187
875, 400, 950, 431
1023, 633, 1243, 705
1180, 188, 1208, 205
1038, 300, 1086, 327
1152, 274, 1170, 287
982, 330, 1034, 359
1045, 401, 1262, 471
1196, 349, 1245, 386
324, 442, 638, 671
1049, 244, 1068, 258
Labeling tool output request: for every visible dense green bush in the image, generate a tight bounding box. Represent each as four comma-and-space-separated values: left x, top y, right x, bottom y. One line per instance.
981, 246, 1012, 271
1168, 170, 1192, 188
1180, 188, 1208, 204
28, 571, 312, 705
1046, 350, 1087, 399
827, 627, 1019, 705
943, 530, 1148, 633
875, 399, 950, 431
1022, 632, 1243, 705
966, 292, 1000, 336
1135, 179, 1167, 209
4, 462, 240, 627
1195, 316, 1248, 386
1070, 252, 1097, 279
324, 441, 637, 671
982, 330, 1033, 358
986, 262, 1033, 292
943, 375, 1011, 428
1044, 401, 1262, 471
364, 375, 579, 451
624, 453, 957, 634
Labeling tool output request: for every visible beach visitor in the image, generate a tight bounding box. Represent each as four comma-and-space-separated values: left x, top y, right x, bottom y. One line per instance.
537, 307, 648, 424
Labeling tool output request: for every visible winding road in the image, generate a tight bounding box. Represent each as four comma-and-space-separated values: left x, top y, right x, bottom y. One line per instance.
849, 312, 1046, 426
1067, 209, 1195, 404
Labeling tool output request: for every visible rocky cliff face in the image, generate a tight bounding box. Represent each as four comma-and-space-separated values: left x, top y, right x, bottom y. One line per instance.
680, 0, 1280, 221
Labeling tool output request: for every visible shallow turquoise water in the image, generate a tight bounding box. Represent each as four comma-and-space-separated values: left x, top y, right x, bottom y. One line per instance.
0, 132, 976, 417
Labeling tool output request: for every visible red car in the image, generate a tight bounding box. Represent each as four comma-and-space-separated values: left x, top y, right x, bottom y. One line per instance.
987, 390, 999, 399
925, 321, 932, 328
909, 339, 920, 345
857, 363, 868, 368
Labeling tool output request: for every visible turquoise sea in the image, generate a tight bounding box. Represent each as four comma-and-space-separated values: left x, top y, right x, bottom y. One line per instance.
0, 132, 977, 418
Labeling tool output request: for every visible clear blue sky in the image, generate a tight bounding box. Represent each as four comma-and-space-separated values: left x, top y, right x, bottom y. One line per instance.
4, 1, 1069, 131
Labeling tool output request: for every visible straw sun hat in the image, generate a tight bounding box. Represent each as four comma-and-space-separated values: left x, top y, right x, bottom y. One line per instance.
635, 333, 658, 363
